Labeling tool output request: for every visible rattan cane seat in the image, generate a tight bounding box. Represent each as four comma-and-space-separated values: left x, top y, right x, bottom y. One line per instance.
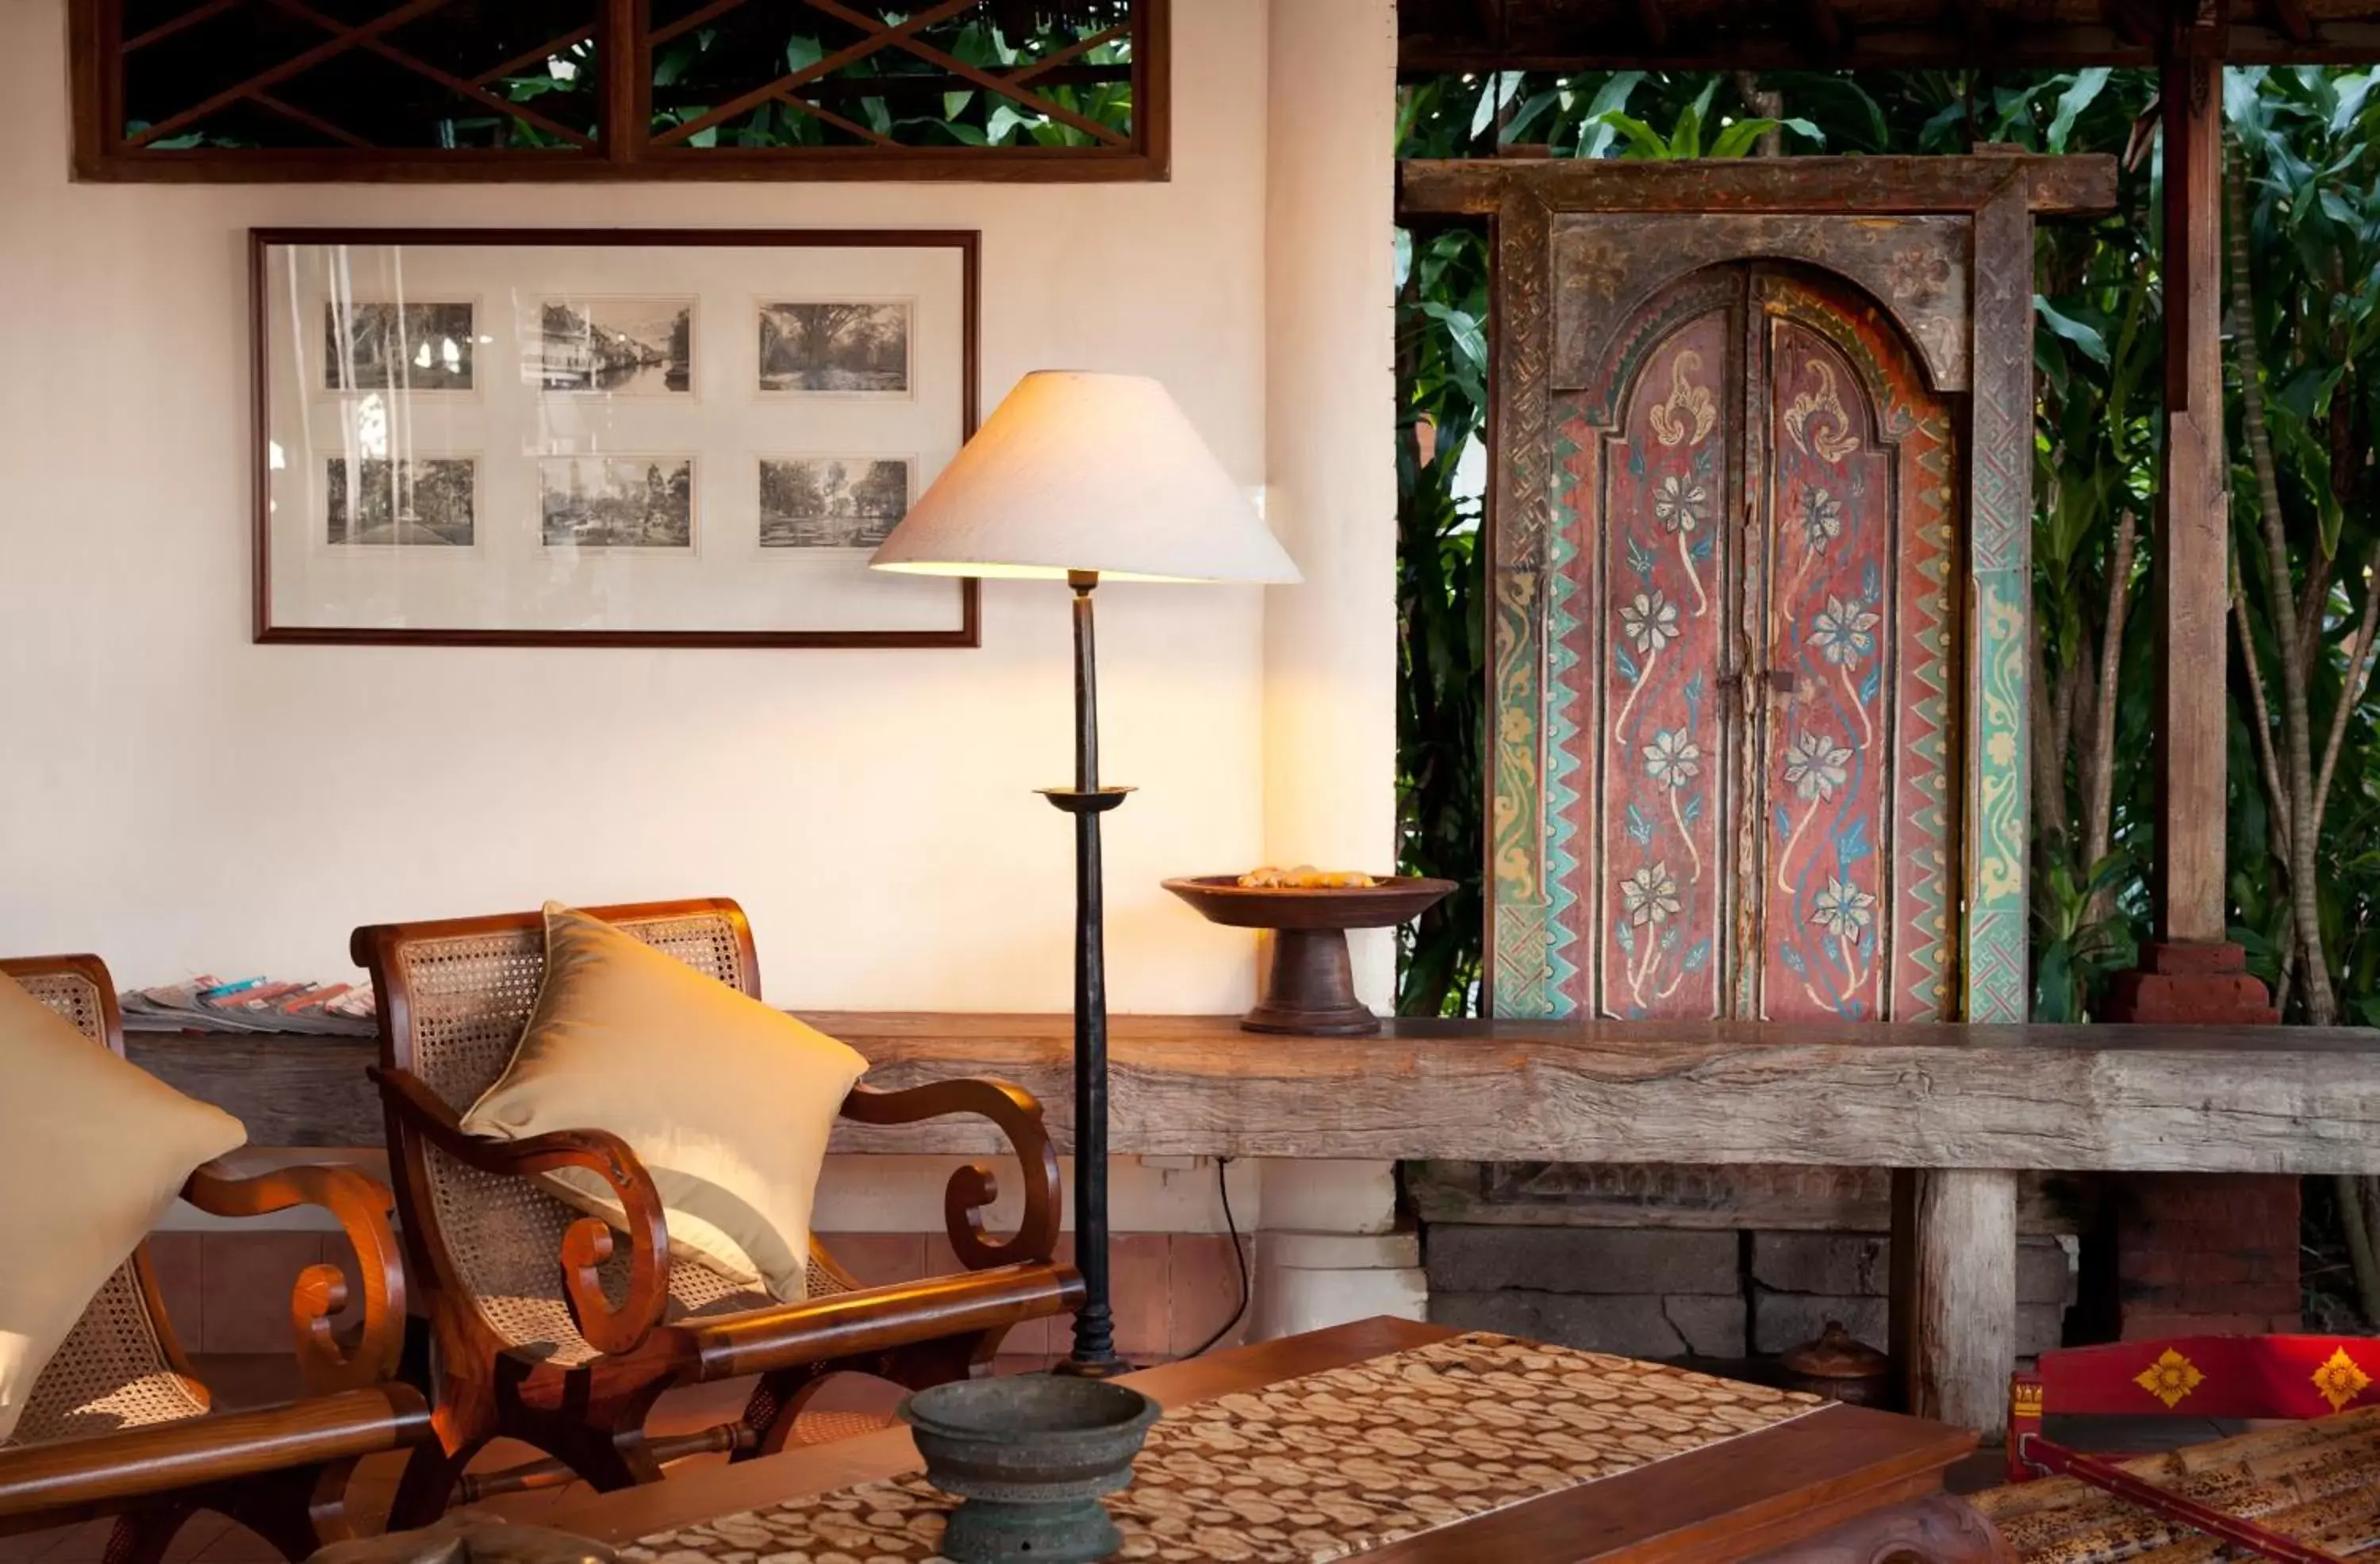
3, 970, 211, 1449
7, 1268, 209, 1447
474, 1258, 851, 1370
393, 910, 855, 1367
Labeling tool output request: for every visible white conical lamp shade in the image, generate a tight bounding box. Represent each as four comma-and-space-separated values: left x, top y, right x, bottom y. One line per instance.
869, 371, 1301, 585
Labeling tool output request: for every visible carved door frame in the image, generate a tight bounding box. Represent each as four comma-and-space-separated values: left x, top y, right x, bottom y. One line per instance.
1398, 154, 2117, 1025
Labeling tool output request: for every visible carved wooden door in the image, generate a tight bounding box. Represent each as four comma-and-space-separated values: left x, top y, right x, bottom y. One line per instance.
1581, 263, 1956, 1021
1400, 157, 2094, 1027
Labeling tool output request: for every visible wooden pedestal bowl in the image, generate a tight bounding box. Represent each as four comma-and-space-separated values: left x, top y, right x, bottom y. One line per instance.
1162, 876, 1457, 1036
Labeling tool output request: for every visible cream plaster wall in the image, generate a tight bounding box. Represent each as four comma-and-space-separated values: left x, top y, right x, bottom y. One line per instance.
1263, 0, 1402, 1007
0, 1, 1293, 1014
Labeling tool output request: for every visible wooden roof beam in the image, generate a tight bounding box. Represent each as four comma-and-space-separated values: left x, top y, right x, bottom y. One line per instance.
1633, 0, 1670, 50
1398, 151, 2120, 220
2100, 0, 2164, 48
1802, 0, 1845, 53
2262, 0, 2318, 44
1396, 0, 2380, 68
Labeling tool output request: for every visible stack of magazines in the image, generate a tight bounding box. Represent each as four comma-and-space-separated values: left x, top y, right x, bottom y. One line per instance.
118, 977, 377, 1037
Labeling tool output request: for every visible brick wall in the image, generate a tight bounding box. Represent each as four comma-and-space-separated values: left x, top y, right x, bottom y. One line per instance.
2113, 1174, 2301, 1338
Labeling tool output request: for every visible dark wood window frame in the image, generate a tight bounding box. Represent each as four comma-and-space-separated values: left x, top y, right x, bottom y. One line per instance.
72, 0, 1169, 182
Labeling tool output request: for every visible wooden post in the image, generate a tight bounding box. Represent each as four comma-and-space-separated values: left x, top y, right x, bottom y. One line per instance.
1900, 1169, 2018, 1439
2106, 41, 2276, 1022
2155, 50, 2228, 948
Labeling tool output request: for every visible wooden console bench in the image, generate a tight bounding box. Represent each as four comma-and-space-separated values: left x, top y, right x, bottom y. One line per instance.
129, 1015, 2380, 1437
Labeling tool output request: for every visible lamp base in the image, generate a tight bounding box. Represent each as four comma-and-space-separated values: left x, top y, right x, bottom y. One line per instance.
1049, 1350, 1135, 1381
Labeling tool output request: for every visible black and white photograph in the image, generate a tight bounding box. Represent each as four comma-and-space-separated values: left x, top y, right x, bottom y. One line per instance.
325, 456, 476, 546
529, 297, 693, 395
324, 301, 475, 392
539, 455, 696, 549
756, 301, 911, 395
758, 457, 912, 548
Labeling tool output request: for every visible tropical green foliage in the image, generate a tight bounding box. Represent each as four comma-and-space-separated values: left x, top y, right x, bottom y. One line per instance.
643, 17, 1137, 148
134, 17, 1135, 151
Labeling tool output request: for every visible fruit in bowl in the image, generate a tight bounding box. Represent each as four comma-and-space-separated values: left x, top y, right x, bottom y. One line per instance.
1235, 865, 1378, 889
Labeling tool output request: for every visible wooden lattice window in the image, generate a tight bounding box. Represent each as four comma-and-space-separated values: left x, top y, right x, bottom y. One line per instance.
71, 0, 1166, 180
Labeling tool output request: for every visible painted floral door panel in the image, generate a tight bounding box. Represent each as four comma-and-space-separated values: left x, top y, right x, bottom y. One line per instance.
1561, 263, 1956, 1022
1595, 305, 1734, 1018
1753, 274, 1957, 1022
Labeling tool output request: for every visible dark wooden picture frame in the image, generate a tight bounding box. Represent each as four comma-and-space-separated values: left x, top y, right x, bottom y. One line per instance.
251, 227, 981, 648
73, 0, 1169, 184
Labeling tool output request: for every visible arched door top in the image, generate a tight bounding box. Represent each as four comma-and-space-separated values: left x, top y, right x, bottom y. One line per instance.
1554, 213, 1973, 396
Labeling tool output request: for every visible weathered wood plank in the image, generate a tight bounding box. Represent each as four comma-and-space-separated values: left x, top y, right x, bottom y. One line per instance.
126, 1014, 2380, 1174
126, 1033, 380, 1147
827, 1016, 2380, 1171
1397, 155, 2117, 219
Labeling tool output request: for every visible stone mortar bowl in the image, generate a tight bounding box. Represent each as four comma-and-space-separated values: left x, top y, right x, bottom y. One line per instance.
898, 1378, 1161, 1563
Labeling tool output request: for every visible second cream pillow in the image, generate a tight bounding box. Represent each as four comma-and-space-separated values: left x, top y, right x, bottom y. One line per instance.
460, 903, 867, 1302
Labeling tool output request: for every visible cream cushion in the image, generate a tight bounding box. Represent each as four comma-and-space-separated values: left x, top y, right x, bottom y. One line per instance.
460, 904, 868, 1303
0, 972, 245, 1443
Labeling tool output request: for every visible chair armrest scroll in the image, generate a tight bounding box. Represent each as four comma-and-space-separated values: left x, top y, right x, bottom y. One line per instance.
839, 1078, 1061, 1270
368, 1066, 670, 1358
179, 1159, 409, 1395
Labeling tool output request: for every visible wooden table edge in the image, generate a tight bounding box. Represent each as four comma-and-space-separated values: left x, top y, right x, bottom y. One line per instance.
1353, 1402, 1975, 1562
498, 1317, 1978, 1562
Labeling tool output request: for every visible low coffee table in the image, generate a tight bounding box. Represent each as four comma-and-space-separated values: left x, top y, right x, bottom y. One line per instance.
492, 1318, 2004, 1562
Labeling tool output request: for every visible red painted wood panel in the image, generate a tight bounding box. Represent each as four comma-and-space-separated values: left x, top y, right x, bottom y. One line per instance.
1758, 320, 1894, 1020
1595, 310, 1730, 1018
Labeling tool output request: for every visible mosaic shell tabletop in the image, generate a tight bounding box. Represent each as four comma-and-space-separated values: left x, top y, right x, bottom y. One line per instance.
620, 1332, 1829, 1564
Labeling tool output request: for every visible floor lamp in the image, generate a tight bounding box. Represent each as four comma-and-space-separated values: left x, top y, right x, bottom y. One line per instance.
870, 371, 1300, 1375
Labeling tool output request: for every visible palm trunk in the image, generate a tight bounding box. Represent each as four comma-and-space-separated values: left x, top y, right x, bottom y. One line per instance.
2225, 137, 2334, 1026
2081, 512, 2136, 924
2225, 136, 2380, 1321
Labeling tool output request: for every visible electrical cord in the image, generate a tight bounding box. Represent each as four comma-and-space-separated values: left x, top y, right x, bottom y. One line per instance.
1183, 1155, 1250, 1359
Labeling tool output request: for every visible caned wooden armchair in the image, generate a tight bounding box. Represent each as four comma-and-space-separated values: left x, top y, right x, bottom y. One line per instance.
351, 899, 1081, 1524
0, 956, 431, 1563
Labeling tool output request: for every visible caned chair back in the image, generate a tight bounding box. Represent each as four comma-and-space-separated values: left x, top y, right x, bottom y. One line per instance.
0, 956, 209, 1446
370, 903, 756, 1106
352, 901, 824, 1365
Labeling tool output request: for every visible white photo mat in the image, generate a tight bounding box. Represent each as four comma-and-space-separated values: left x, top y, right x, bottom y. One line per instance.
253, 229, 977, 644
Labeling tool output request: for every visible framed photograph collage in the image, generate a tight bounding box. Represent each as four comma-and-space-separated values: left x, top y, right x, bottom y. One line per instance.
251, 228, 979, 646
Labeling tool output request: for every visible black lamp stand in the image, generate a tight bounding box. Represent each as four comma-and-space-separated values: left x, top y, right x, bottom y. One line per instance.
1042, 568, 1133, 1378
